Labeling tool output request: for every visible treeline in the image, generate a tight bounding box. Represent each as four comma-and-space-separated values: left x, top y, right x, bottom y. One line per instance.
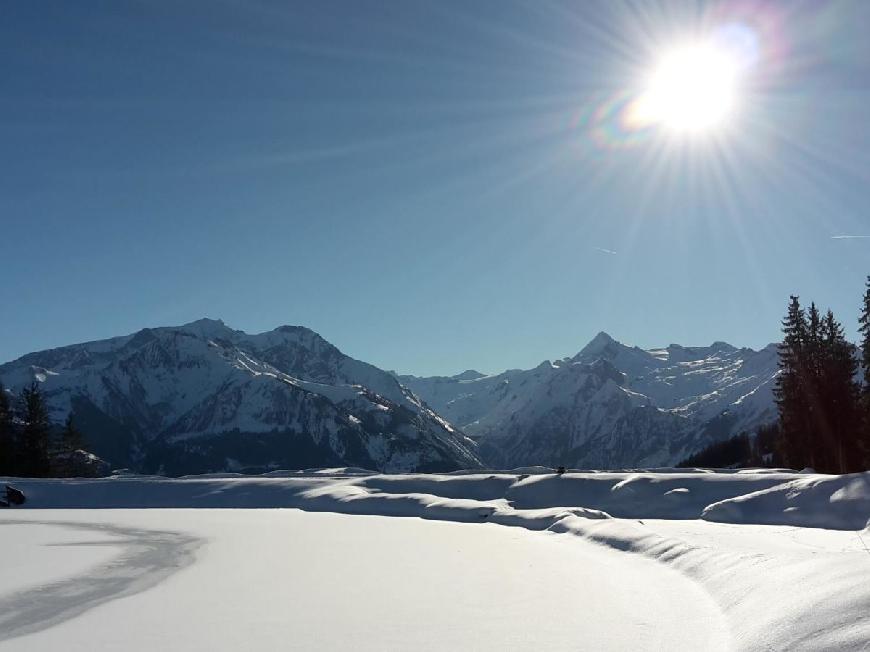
677, 423, 781, 469
0, 380, 96, 478
774, 277, 870, 473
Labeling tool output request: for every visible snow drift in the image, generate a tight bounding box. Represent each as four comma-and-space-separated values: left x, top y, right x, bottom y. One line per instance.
702, 471, 870, 530
5, 467, 868, 530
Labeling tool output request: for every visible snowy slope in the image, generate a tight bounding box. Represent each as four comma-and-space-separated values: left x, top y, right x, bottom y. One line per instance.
0, 320, 481, 474
399, 332, 779, 468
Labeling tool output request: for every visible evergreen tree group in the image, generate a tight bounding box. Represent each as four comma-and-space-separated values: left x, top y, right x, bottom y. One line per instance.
677, 423, 781, 469
0, 382, 13, 476
0, 381, 91, 478
774, 277, 870, 473
19, 383, 52, 476
860, 278, 870, 456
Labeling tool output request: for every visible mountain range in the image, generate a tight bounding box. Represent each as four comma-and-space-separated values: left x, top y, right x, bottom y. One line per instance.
0, 321, 779, 474
397, 332, 779, 469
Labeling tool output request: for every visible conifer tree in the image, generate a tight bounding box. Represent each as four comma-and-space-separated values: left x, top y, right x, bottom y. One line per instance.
820, 310, 860, 472
0, 381, 13, 476
61, 414, 84, 453
777, 294, 864, 473
51, 413, 86, 477
859, 275, 870, 466
20, 383, 51, 477
803, 302, 829, 469
754, 422, 782, 467
775, 296, 810, 468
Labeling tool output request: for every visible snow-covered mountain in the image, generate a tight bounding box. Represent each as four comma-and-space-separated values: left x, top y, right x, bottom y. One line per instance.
0, 319, 482, 474
397, 332, 779, 468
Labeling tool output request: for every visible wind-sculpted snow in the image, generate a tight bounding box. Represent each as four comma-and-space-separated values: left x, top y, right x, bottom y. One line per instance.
702, 471, 870, 530
7, 467, 868, 529
545, 516, 870, 651
4, 469, 870, 650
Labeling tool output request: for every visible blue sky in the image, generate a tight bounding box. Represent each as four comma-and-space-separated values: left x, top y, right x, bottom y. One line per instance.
2, 1, 869, 375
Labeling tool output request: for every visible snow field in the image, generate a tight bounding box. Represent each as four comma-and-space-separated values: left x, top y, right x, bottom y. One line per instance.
1, 510, 729, 651
2, 468, 869, 650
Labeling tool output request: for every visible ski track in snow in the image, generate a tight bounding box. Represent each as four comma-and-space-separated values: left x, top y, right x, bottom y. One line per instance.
0, 520, 202, 643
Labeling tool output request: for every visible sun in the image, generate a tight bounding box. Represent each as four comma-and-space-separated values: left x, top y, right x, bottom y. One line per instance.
631, 41, 743, 134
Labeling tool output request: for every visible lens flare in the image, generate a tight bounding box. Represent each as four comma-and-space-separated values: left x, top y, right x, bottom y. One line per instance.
583, 22, 761, 149
633, 41, 741, 133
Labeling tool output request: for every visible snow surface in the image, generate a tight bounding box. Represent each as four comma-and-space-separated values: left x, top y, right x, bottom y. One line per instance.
0, 510, 728, 651
1, 468, 868, 650
0, 523, 122, 596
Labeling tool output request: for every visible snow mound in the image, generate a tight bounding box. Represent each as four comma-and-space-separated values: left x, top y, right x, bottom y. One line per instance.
545, 515, 870, 651
702, 471, 870, 530
12, 468, 869, 526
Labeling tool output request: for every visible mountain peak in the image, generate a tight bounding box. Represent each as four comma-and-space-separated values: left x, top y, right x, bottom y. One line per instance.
578, 331, 618, 358
184, 317, 225, 328
275, 324, 307, 333
264, 325, 334, 350
272, 324, 323, 340
180, 318, 230, 339
454, 369, 486, 381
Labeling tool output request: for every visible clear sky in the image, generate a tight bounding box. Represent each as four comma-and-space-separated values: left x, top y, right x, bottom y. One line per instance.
2, 1, 869, 376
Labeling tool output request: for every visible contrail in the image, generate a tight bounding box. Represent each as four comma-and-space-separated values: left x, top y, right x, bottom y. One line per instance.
831, 235, 870, 239
594, 247, 617, 255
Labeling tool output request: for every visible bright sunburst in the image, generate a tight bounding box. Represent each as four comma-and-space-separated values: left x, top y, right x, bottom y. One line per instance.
644, 42, 741, 132
630, 39, 744, 134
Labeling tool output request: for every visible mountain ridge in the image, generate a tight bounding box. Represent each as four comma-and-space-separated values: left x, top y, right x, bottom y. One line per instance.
397, 331, 779, 469
1, 324, 781, 473
0, 319, 482, 474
